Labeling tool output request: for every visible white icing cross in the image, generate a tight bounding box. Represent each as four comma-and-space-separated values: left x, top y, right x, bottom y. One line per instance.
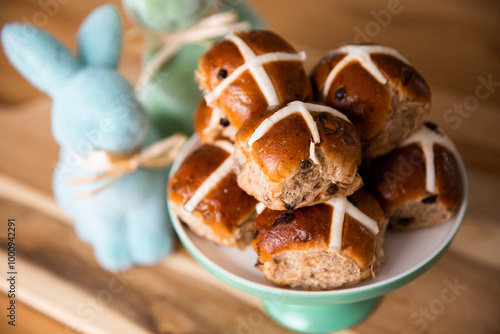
227, 33, 280, 106
400, 125, 458, 194
204, 32, 307, 106
322, 45, 409, 99
309, 142, 319, 165
183, 140, 235, 212
247, 101, 350, 164
326, 197, 379, 251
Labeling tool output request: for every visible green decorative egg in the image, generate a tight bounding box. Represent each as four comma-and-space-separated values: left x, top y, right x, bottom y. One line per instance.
122, 0, 216, 31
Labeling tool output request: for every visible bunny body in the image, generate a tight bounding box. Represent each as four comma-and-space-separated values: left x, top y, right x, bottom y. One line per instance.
2, 5, 173, 270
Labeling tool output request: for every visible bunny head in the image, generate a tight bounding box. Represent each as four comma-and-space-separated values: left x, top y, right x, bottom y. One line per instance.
2, 5, 148, 156
122, 0, 216, 31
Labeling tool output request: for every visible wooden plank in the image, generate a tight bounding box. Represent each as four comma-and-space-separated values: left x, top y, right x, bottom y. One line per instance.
0, 293, 77, 334
0, 97, 57, 194
0, 173, 65, 223
450, 211, 500, 269
0, 250, 152, 334
356, 251, 500, 334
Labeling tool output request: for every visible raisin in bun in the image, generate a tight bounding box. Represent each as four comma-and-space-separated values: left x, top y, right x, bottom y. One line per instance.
194, 99, 237, 143
234, 101, 362, 211
253, 189, 388, 290
311, 45, 431, 158
369, 122, 463, 230
197, 30, 312, 129
168, 140, 257, 248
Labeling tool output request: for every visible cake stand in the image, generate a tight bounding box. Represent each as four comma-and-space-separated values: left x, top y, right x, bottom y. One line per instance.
167, 135, 469, 333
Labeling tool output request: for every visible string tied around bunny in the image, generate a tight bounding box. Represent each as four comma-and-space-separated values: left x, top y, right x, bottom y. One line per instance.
67, 133, 187, 199
129, 10, 250, 91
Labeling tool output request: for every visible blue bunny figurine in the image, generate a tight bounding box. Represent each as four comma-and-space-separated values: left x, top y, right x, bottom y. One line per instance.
2, 5, 175, 270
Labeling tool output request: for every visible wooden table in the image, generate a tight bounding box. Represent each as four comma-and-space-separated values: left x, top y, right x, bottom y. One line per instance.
1, 0, 499, 333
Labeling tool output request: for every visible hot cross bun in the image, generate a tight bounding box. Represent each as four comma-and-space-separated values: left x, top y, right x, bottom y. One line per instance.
168, 140, 257, 248
311, 45, 431, 158
253, 189, 387, 290
197, 30, 312, 130
368, 122, 463, 229
234, 101, 363, 210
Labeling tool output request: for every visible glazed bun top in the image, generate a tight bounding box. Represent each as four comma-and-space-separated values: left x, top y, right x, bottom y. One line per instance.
369, 122, 462, 214
254, 189, 384, 269
197, 30, 312, 129
235, 101, 362, 185
168, 140, 257, 238
311, 45, 431, 157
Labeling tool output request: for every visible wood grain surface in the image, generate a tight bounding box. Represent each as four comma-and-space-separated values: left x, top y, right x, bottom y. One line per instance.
1, 0, 499, 333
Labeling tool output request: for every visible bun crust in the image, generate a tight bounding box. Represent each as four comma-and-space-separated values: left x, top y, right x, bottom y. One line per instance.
168, 142, 257, 247
234, 101, 362, 210
253, 190, 387, 290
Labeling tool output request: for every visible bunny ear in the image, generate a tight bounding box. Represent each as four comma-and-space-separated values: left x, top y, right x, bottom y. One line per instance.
78, 5, 122, 69
1, 24, 81, 96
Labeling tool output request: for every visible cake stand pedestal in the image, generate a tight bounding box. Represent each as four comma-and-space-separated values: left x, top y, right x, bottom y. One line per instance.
262, 298, 379, 333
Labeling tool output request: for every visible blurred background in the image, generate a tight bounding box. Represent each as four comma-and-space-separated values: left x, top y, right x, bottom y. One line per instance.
0, 0, 499, 333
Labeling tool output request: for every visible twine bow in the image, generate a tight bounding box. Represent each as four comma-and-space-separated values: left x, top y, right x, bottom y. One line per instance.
133, 11, 250, 90
68, 133, 187, 199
